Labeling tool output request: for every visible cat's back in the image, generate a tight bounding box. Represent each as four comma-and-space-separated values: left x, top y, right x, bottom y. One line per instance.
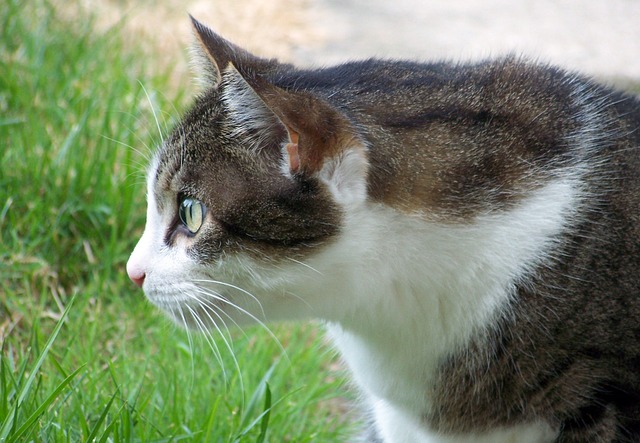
279, 58, 640, 222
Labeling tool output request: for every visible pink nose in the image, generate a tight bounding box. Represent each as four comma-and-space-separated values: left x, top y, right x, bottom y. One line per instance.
129, 271, 145, 288
126, 261, 146, 288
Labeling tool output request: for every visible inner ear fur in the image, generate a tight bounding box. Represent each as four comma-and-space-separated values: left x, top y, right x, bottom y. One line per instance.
238, 73, 363, 176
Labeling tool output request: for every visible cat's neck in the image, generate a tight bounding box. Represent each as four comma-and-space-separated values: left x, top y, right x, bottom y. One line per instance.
310, 177, 580, 415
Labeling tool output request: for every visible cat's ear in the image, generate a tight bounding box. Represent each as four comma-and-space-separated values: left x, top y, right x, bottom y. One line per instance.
189, 16, 275, 88
266, 86, 363, 178
223, 67, 369, 203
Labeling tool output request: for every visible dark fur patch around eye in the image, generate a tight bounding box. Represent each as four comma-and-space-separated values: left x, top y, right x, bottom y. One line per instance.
215, 177, 341, 249
154, 108, 342, 260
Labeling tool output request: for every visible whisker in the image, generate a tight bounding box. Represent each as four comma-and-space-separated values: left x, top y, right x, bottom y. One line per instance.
285, 257, 324, 275
192, 287, 267, 377
188, 292, 246, 399
101, 134, 152, 164
193, 279, 267, 319
193, 285, 288, 359
283, 290, 314, 312
185, 292, 232, 351
192, 287, 245, 334
111, 102, 163, 160
138, 81, 165, 147
194, 300, 235, 355
176, 304, 197, 389
183, 302, 228, 383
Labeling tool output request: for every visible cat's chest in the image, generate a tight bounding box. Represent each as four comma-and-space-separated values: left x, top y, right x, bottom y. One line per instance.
327, 323, 439, 412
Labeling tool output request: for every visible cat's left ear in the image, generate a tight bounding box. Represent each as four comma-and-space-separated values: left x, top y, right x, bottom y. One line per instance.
189, 15, 276, 88
227, 69, 369, 204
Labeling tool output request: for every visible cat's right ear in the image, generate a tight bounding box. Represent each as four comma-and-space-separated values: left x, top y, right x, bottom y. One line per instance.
189, 16, 275, 89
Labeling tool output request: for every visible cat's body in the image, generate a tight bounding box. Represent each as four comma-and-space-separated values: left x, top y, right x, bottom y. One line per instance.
127, 18, 640, 442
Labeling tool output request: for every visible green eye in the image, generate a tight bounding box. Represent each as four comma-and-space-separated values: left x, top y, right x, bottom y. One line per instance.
178, 197, 206, 234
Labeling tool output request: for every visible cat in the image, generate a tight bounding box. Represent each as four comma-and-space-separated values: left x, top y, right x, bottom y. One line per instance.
126, 16, 640, 443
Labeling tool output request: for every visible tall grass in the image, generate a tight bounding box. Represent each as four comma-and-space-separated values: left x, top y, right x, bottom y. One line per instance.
0, 0, 355, 441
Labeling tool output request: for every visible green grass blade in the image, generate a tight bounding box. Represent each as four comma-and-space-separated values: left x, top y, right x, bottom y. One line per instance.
234, 384, 284, 442
8, 364, 85, 442
255, 383, 271, 443
0, 118, 25, 127
237, 358, 279, 433
0, 295, 76, 440
84, 389, 119, 442
201, 395, 221, 442
97, 407, 123, 443
0, 342, 8, 420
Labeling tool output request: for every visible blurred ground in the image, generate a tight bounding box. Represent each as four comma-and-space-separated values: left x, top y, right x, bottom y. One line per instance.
307, 0, 640, 85
60, 0, 640, 87
58, 0, 325, 89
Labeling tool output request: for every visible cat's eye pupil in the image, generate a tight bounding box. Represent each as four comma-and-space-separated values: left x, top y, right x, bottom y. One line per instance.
179, 197, 205, 234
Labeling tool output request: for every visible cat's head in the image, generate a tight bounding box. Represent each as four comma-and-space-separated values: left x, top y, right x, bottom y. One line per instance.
126, 17, 369, 327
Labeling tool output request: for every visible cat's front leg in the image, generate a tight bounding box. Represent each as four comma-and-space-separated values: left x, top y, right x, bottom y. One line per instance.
368, 399, 437, 443
369, 398, 558, 443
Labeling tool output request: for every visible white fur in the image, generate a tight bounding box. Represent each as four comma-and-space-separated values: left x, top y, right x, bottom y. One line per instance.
317, 146, 369, 206
221, 65, 282, 152
189, 41, 221, 89
323, 181, 572, 442
372, 399, 557, 443
126, 157, 162, 289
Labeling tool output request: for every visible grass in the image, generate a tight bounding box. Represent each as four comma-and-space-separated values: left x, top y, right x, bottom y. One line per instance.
0, 0, 356, 441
